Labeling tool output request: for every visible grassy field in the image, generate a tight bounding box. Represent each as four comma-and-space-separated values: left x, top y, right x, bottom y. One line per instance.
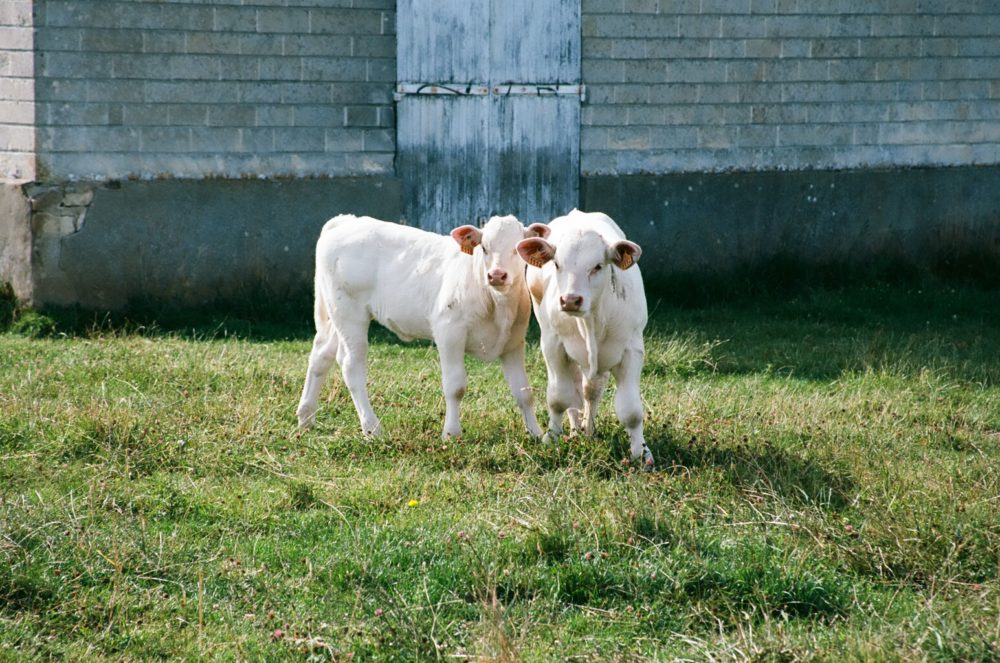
1, 284, 998, 661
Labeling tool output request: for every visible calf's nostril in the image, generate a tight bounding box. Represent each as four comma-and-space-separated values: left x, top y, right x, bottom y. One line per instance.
560, 294, 583, 310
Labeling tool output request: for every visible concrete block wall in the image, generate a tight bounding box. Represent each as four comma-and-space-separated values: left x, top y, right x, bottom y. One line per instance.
32, 0, 396, 181
0, 1, 35, 180
581, 0, 1000, 174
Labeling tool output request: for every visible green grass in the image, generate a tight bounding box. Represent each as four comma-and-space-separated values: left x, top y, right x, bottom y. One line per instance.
1, 283, 999, 661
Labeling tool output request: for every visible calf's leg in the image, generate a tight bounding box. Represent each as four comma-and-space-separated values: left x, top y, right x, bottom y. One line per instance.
611, 348, 652, 467
435, 329, 468, 439
297, 324, 339, 429
500, 344, 543, 439
336, 315, 381, 437
540, 332, 581, 443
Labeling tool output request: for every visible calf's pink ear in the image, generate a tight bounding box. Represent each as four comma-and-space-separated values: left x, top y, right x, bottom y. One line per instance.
517, 238, 556, 268
609, 240, 642, 270
524, 223, 550, 239
450, 225, 483, 255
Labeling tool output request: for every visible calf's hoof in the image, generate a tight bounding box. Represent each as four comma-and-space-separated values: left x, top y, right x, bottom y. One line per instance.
361, 418, 383, 438
631, 446, 654, 471
296, 405, 317, 430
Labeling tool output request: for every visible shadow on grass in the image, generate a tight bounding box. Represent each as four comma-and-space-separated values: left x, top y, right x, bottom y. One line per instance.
645, 424, 856, 511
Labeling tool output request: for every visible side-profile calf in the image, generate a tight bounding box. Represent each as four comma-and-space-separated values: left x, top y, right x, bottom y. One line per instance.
516, 209, 652, 466
297, 214, 547, 439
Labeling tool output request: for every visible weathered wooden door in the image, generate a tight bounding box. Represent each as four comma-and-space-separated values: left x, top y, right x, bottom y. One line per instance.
396, 0, 581, 233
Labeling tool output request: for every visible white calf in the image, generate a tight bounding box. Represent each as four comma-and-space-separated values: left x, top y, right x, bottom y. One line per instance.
516, 209, 652, 466
297, 214, 547, 439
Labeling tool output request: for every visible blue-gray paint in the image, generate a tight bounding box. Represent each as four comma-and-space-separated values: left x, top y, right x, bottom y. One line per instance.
396, 0, 581, 232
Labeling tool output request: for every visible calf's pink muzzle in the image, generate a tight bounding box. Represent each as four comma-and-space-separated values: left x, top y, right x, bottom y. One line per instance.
560, 294, 584, 312
487, 269, 508, 287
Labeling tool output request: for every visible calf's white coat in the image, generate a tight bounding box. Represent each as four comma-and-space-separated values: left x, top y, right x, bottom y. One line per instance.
517, 209, 652, 465
297, 214, 545, 439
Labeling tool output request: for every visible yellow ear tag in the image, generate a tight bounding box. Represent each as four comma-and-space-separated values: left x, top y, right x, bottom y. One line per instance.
619, 253, 633, 270
461, 245, 475, 255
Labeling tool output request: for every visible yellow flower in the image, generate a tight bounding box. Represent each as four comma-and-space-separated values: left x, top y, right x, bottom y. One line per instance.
407, 499, 419, 508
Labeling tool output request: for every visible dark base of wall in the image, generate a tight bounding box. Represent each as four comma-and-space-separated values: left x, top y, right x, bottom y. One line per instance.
5, 166, 1000, 311
582, 165, 1000, 292
25, 177, 402, 309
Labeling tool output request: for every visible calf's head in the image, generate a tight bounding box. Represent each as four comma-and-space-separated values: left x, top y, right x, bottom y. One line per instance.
451, 216, 550, 292
516, 230, 641, 315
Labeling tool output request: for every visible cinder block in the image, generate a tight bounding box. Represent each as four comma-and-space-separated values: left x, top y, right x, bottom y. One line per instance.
647, 38, 711, 58
47, 126, 141, 152
273, 127, 325, 151
611, 39, 647, 59
42, 101, 108, 125
209, 105, 256, 127
625, 105, 663, 125
810, 38, 860, 58
0, 125, 34, 151
582, 0, 625, 13
720, 16, 767, 38
285, 34, 353, 57
191, 127, 242, 152
779, 123, 853, 147
697, 125, 737, 149
583, 59, 625, 83
295, 104, 342, 127
146, 81, 239, 104
302, 57, 367, 82
141, 126, 192, 153
240, 127, 275, 152
161, 105, 209, 130
581, 126, 610, 150
187, 32, 242, 55
677, 15, 722, 39
829, 15, 871, 37
648, 125, 699, 148
366, 58, 395, 83
649, 83, 698, 103
664, 60, 727, 83
219, 57, 260, 81
0, 1, 32, 28
257, 8, 309, 34
142, 31, 187, 54
745, 38, 780, 57
622, 0, 658, 13
259, 57, 302, 81
0, 100, 34, 125
362, 128, 393, 151
344, 106, 378, 127
80, 28, 143, 52
608, 126, 651, 149
168, 54, 223, 81
727, 60, 765, 83
860, 37, 921, 58
583, 37, 614, 58
330, 82, 393, 104
256, 105, 294, 127
710, 39, 747, 58
122, 104, 171, 126
40, 51, 113, 79
323, 128, 364, 152
215, 8, 257, 33
829, 60, 877, 82
702, 0, 750, 13
738, 125, 778, 147
310, 9, 383, 35
623, 60, 666, 83
34, 27, 80, 51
